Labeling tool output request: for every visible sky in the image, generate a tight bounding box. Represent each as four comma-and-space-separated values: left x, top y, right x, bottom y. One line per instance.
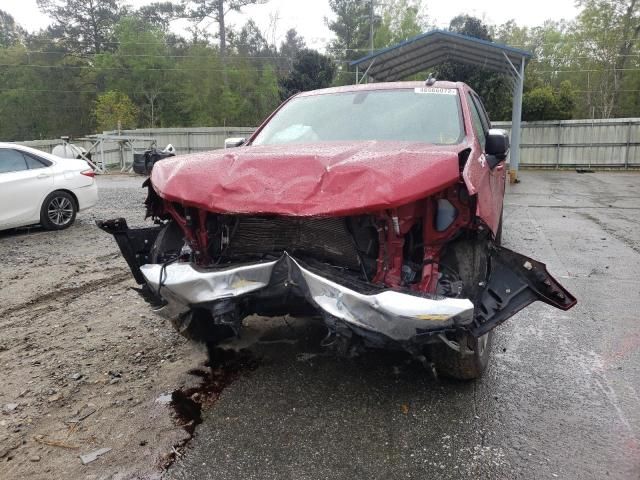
3, 0, 582, 50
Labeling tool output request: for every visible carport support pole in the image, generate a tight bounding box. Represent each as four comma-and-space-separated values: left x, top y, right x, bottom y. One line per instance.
509, 57, 525, 183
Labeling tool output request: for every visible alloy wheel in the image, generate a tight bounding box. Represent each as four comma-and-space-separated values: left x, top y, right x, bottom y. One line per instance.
47, 196, 74, 226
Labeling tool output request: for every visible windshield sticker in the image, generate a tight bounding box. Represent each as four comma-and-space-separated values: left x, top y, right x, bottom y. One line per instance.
414, 87, 457, 95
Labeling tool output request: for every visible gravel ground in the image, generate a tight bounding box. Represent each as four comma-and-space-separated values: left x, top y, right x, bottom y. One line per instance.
2, 171, 639, 480
0, 175, 207, 480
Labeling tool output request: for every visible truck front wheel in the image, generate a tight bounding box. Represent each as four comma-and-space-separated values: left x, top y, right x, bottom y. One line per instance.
427, 331, 493, 380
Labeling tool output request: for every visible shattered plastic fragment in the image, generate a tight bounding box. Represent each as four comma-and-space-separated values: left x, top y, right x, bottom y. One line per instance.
155, 393, 172, 405
79, 448, 111, 465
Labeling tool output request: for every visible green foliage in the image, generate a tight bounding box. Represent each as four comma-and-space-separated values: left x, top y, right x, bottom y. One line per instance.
556, 81, 577, 118
449, 15, 491, 40
570, 0, 640, 117
495, 1, 639, 120
0, 10, 25, 48
435, 15, 513, 120
374, 0, 427, 48
0, 0, 638, 141
328, 0, 429, 84
255, 65, 281, 118
327, 0, 374, 71
36, 0, 123, 54
326, 0, 372, 53
94, 16, 174, 127
279, 50, 337, 99
229, 20, 272, 57
95, 90, 138, 131
523, 81, 576, 120
523, 87, 558, 120
279, 29, 306, 64
0, 39, 95, 140
134, 2, 184, 32
182, 0, 266, 55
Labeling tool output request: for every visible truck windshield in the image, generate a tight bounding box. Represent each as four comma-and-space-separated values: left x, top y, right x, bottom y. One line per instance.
252, 88, 464, 146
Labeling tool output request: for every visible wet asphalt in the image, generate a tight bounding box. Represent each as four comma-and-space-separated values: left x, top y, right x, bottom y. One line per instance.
167, 171, 640, 480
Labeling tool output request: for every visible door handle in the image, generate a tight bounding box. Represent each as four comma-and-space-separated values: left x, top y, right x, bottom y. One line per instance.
37, 173, 50, 179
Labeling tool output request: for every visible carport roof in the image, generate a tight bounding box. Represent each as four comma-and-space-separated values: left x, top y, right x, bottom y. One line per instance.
350, 29, 532, 82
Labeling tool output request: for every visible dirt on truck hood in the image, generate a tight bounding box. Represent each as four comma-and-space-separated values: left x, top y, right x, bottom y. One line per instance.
150, 141, 463, 216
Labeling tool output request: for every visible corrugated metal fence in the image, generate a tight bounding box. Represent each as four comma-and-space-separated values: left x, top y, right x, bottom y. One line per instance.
110, 127, 256, 154
493, 118, 640, 168
15, 127, 255, 168
14, 119, 640, 169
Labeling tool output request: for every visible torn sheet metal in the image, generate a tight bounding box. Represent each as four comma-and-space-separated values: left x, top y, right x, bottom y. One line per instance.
288, 256, 474, 341
141, 253, 475, 342
141, 260, 278, 303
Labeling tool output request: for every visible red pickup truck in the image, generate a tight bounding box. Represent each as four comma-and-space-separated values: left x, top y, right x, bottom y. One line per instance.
100, 81, 576, 379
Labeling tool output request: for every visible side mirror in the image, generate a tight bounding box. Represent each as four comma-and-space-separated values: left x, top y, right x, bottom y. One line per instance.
485, 129, 510, 168
225, 137, 246, 149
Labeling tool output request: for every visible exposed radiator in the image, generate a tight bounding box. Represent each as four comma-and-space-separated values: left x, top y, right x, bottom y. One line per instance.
222, 216, 362, 271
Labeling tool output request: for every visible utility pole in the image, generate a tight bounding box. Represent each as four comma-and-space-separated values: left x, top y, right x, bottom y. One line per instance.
369, 0, 374, 55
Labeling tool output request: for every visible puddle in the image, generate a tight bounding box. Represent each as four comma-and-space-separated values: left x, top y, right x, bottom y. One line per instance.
161, 347, 260, 469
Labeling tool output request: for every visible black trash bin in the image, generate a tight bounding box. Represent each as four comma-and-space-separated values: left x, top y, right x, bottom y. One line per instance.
133, 148, 175, 175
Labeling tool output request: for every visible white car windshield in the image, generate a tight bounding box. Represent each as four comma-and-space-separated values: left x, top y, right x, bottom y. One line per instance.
252, 88, 464, 146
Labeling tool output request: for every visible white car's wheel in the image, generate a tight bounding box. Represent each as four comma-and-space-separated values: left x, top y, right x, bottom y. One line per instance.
40, 191, 77, 230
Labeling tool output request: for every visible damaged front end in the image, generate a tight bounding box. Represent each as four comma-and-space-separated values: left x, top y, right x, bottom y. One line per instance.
98, 179, 576, 367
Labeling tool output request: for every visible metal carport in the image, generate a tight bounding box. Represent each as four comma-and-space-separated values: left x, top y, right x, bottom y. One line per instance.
350, 29, 532, 182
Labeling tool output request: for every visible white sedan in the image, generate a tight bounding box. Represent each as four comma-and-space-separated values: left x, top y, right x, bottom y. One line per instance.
0, 143, 98, 231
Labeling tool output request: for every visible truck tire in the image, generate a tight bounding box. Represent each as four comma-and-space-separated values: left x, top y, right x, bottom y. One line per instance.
432, 234, 495, 380
428, 331, 493, 380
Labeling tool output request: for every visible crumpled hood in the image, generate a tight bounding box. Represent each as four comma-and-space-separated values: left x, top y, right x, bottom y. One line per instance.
151, 141, 462, 216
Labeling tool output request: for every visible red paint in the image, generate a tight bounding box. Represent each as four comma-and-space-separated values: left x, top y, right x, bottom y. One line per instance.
366, 185, 473, 292
151, 141, 463, 217
150, 81, 509, 289
152, 81, 505, 232
372, 209, 407, 287
418, 186, 473, 292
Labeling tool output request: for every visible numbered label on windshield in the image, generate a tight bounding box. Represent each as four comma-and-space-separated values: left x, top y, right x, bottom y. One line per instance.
414, 87, 457, 95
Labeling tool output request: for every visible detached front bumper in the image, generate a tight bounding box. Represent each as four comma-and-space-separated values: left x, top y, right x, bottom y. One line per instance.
140, 253, 475, 342
97, 218, 576, 345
